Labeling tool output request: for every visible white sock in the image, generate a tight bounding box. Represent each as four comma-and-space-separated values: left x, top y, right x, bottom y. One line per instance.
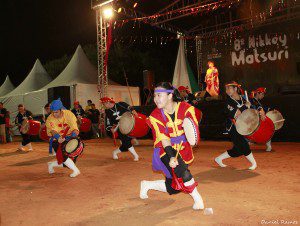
128, 147, 139, 161
63, 158, 80, 177
245, 152, 257, 170
18, 144, 25, 151
215, 151, 230, 167
26, 143, 33, 151
112, 148, 121, 160
140, 180, 166, 199
266, 140, 272, 152
185, 178, 204, 210
48, 161, 63, 174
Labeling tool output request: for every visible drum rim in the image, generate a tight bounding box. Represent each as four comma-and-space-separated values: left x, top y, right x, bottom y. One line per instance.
246, 119, 261, 136
68, 141, 84, 157
64, 138, 80, 153
236, 109, 260, 136
183, 117, 198, 146
21, 119, 41, 134
119, 112, 135, 135
266, 110, 284, 130
21, 119, 29, 133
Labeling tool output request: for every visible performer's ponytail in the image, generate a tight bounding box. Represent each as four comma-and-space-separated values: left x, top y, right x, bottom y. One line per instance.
155, 82, 182, 102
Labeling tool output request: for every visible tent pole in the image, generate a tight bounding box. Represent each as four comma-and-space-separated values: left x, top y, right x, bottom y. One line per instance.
123, 67, 134, 106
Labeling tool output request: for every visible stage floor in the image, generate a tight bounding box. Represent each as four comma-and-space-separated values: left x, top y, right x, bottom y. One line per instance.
0, 139, 299, 226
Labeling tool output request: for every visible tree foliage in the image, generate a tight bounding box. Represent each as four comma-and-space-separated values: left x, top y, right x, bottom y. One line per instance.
43, 42, 178, 86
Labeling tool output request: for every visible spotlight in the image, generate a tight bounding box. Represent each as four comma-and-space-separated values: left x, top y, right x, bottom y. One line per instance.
103, 7, 113, 19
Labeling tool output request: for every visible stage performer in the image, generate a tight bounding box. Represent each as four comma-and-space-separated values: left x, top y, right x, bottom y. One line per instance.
204, 61, 219, 98
250, 87, 273, 152
15, 104, 33, 151
101, 97, 139, 161
215, 81, 257, 170
139, 82, 204, 210
46, 98, 82, 178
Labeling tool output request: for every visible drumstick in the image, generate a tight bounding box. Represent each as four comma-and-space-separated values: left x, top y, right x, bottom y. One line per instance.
113, 124, 119, 133
244, 91, 250, 109
175, 141, 184, 160
273, 119, 285, 123
245, 90, 249, 102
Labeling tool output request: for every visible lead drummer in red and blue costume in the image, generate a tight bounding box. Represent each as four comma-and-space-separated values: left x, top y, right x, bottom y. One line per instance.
250, 87, 273, 151
100, 97, 139, 161
215, 81, 258, 170
46, 98, 82, 178
139, 82, 204, 210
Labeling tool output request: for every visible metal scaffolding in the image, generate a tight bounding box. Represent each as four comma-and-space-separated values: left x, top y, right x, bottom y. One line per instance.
92, 0, 114, 137
195, 36, 203, 89
95, 9, 108, 98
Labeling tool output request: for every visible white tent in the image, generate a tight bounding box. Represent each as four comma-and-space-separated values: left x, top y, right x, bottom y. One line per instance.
172, 38, 199, 93
2, 59, 51, 98
0, 59, 51, 135
0, 75, 15, 96
24, 45, 140, 114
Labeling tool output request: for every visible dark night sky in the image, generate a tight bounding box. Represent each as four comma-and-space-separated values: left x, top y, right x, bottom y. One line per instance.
1, 0, 96, 86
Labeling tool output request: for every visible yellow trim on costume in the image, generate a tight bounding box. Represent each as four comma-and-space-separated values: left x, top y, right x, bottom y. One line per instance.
185, 106, 198, 125
162, 102, 185, 137
184, 155, 195, 164
149, 116, 170, 146
149, 116, 166, 127
160, 152, 166, 158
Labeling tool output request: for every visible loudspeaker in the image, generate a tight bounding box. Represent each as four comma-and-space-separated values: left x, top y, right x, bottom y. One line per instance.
143, 70, 154, 90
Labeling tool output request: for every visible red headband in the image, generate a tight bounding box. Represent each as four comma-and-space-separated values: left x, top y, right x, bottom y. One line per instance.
100, 97, 115, 104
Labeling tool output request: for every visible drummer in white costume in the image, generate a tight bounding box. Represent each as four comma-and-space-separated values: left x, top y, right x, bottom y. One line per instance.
215, 81, 257, 170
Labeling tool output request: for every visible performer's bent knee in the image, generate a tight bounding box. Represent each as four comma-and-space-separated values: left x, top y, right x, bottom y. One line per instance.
181, 170, 193, 183
165, 178, 181, 195
243, 149, 251, 156
227, 149, 243, 158
119, 144, 131, 152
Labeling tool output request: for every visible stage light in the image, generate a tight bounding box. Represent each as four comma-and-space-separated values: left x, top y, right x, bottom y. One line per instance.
133, 2, 138, 8
117, 7, 122, 13
103, 7, 113, 19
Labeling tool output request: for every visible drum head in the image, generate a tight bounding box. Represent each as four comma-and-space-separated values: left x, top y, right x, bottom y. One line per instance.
236, 109, 260, 136
65, 139, 79, 153
21, 120, 29, 133
119, 112, 134, 135
266, 110, 284, 130
182, 118, 199, 146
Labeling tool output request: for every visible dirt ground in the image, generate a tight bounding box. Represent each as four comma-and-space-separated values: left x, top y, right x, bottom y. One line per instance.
0, 138, 299, 226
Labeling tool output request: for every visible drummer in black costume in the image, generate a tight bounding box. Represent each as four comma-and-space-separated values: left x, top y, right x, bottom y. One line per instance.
250, 87, 272, 152
15, 104, 33, 151
71, 101, 85, 118
100, 97, 139, 161
215, 81, 257, 170
178, 86, 197, 106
